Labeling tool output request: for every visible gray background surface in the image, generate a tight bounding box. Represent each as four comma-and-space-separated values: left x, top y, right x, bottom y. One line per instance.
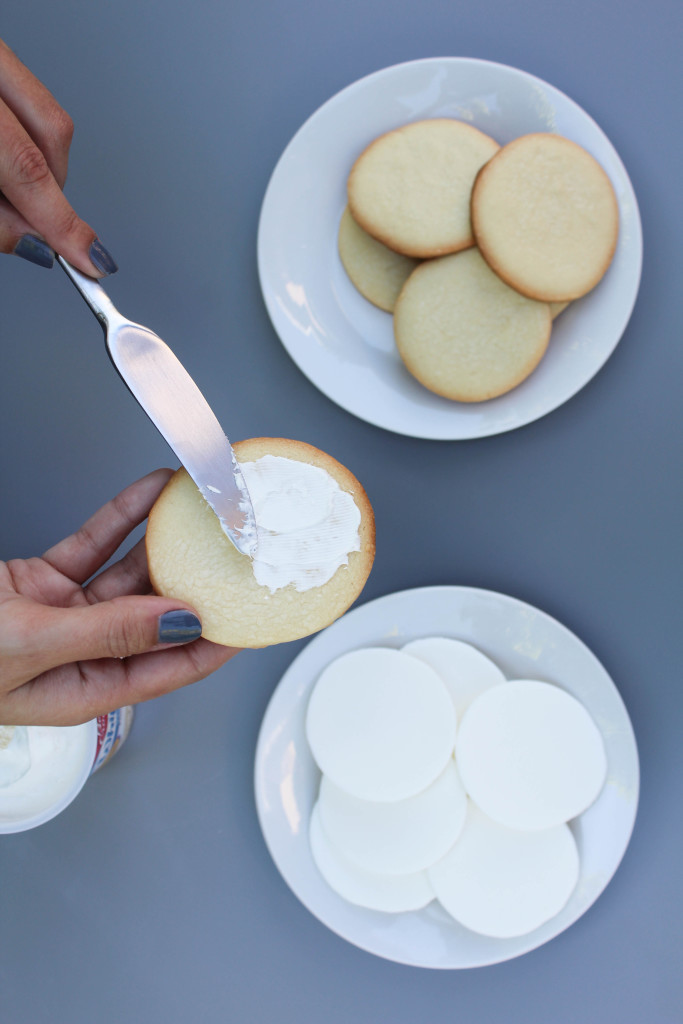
0, 1, 681, 1021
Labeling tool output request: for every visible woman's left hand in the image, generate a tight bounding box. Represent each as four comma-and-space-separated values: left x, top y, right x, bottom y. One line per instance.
0, 469, 238, 726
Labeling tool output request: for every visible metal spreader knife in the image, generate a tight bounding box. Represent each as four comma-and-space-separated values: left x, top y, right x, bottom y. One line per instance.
58, 256, 257, 557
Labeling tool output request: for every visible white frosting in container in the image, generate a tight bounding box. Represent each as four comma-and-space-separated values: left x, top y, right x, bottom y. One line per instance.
241, 455, 361, 593
0, 724, 94, 830
0, 725, 31, 786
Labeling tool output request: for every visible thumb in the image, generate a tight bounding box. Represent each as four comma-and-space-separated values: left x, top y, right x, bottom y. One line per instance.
18, 596, 203, 680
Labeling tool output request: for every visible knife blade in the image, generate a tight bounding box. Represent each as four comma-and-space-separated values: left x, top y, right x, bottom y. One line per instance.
57, 256, 257, 557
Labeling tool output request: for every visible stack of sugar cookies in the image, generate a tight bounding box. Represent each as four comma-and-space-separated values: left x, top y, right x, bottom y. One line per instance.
340, 119, 619, 402
305, 638, 607, 938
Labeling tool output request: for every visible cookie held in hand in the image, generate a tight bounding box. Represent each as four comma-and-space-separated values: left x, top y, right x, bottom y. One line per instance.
146, 438, 375, 648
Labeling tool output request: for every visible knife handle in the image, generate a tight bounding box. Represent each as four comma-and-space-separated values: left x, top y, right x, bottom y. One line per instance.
57, 255, 121, 332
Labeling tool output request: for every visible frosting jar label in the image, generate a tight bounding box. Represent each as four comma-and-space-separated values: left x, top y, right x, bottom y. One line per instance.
92, 706, 134, 774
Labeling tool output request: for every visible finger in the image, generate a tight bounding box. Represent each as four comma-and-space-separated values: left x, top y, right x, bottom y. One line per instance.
0, 638, 238, 726
1, 592, 204, 688
84, 535, 152, 603
0, 39, 73, 186
0, 193, 54, 267
0, 98, 115, 278
102, 639, 240, 710
43, 469, 174, 585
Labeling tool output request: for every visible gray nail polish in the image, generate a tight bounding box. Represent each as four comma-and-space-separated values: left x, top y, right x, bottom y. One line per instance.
158, 610, 202, 644
89, 237, 118, 276
13, 234, 54, 269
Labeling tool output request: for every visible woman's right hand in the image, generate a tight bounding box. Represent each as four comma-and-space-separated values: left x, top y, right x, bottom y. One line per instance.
0, 36, 117, 276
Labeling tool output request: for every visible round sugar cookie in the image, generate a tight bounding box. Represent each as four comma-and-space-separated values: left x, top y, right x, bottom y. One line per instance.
456, 680, 607, 831
471, 132, 619, 301
146, 438, 375, 649
428, 803, 579, 938
338, 206, 420, 312
309, 804, 434, 913
305, 647, 456, 802
393, 247, 551, 402
317, 759, 467, 876
549, 300, 570, 319
348, 118, 500, 258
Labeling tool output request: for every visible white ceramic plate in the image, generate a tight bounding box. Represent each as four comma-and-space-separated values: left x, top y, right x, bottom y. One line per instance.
257, 58, 642, 439
254, 586, 639, 968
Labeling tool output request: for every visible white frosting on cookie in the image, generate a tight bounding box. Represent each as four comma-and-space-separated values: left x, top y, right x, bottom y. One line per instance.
241, 455, 361, 593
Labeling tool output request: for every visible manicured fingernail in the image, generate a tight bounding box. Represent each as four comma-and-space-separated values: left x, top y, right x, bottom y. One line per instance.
13, 234, 54, 269
158, 610, 202, 644
89, 237, 118, 276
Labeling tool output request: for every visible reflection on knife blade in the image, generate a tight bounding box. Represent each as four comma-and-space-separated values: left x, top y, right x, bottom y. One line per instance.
198, 456, 259, 557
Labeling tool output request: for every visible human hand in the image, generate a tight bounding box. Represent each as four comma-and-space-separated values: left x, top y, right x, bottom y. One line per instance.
0, 469, 239, 726
0, 37, 117, 276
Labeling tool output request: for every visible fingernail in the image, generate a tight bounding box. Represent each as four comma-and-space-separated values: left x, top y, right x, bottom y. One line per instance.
89, 237, 118, 276
13, 234, 54, 269
158, 610, 202, 644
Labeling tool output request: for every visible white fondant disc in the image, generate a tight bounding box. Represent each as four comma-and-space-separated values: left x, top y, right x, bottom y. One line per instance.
428, 802, 579, 938
305, 647, 456, 801
456, 679, 607, 830
318, 758, 467, 875
401, 636, 506, 723
309, 803, 434, 912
